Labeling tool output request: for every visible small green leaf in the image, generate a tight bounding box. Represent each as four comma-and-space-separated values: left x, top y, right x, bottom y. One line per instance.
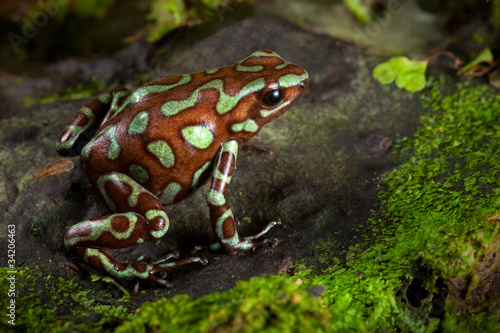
373, 56, 427, 92
459, 47, 494, 74
342, 0, 372, 24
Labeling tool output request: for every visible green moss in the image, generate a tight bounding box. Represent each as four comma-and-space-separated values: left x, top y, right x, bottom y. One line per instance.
0, 267, 134, 332
298, 76, 500, 331
116, 275, 330, 332
22, 75, 109, 108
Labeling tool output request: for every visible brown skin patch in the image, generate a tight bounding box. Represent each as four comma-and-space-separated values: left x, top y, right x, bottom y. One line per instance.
211, 178, 227, 194
218, 152, 235, 175
222, 215, 236, 239
131, 261, 148, 273
110, 214, 130, 233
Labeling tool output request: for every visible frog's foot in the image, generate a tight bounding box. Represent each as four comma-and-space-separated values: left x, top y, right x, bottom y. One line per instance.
193, 219, 281, 254
224, 218, 281, 254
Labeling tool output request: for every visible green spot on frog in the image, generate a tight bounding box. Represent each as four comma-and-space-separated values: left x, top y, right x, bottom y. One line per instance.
128, 111, 149, 135
129, 164, 149, 184
182, 125, 214, 149
81, 107, 95, 118
205, 68, 219, 74
162, 182, 182, 204
275, 62, 288, 70
107, 127, 120, 160
231, 119, 259, 133
207, 189, 226, 206
222, 140, 239, 158
147, 140, 175, 168
98, 93, 112, 104
236, 65, 264, 72
242, 50, 280, 59
192, 161, 212, 188
278, 73, 309, 88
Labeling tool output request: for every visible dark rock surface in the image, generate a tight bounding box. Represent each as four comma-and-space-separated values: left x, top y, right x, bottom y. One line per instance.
0, 14, 421, 301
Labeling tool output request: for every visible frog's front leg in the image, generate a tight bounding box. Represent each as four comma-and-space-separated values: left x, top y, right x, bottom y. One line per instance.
56, 88, 130, 157
205, 140, 281, 254
64, 172, 207, 287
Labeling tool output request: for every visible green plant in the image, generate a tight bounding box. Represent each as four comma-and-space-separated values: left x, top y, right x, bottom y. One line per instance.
373, 56, 427, 92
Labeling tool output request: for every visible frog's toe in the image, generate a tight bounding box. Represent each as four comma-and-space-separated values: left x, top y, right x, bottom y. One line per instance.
150, 250, 180, 265
146, 274, 174, 288
252, 219, 281, 239
150, 256, 208, 274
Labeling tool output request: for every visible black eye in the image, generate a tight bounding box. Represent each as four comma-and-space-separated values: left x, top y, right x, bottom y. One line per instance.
262, 89, 283, 106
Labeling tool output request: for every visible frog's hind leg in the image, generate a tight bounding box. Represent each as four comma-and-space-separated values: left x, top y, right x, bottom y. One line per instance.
64, 172, 207, 287
56, 88, 130, 157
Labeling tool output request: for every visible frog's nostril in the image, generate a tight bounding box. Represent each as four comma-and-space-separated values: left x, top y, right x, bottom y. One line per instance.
299, 82, 305, 91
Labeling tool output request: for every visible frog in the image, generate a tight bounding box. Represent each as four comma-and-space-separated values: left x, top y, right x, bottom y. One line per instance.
56, 50, 309, 287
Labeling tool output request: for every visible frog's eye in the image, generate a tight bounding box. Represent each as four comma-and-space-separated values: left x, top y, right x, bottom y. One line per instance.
261, 89, 283, 106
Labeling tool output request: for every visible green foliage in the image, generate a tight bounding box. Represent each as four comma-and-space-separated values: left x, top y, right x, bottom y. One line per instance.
342, 0, 372, 24
72, 0, 117, 18
116, 275, 330, 332
459, 47, 494, 74
298, 77, 500, 331
146, 0, 242, 42
373, 56, 427, 92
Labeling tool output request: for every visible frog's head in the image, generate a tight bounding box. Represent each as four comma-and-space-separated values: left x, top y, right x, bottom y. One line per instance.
227, 49, 309, 135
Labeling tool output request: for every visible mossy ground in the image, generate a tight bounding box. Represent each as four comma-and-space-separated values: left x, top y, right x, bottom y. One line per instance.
2, 76, 500, 332
298, 76, 500, 331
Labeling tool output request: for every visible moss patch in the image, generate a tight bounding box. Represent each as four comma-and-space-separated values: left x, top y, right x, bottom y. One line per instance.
0, 267, 134, 332
116, 276, 330, 332
22, 75, 108, 108
299, 76, 500, 331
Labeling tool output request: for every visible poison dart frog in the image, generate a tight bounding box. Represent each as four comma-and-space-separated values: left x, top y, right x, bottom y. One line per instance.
56, 50, 309, 287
